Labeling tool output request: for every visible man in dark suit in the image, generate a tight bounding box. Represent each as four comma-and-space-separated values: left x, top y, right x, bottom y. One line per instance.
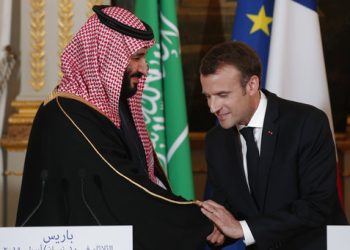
198, 41, 347, 250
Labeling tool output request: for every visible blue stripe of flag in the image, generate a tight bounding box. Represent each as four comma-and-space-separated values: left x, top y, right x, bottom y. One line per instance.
231, 0, 274, 88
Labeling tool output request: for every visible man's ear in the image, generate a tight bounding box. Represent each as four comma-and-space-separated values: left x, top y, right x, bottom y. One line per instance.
246, 75, 260, 95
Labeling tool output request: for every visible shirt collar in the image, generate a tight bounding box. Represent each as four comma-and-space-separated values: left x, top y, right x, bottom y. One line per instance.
238, 91, 267, 130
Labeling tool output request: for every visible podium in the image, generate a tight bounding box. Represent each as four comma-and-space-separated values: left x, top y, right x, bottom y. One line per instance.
0, 226, 132, 250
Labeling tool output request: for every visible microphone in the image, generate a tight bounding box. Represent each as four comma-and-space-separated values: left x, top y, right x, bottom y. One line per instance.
79, 168, 101, 225
20, 169, 48, 226
93, 175, 122, 224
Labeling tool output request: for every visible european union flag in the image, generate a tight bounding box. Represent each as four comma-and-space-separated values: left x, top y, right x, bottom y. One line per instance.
232, 0, 274, 88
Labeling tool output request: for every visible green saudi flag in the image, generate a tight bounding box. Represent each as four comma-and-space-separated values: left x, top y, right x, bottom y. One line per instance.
135, 0, 195, 200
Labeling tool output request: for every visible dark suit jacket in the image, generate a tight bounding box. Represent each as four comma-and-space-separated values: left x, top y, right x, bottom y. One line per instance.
205, 90, 347, 250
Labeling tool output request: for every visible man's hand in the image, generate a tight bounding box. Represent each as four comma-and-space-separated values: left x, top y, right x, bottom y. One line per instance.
201, 200, 244, 239
207, 225, 225, 246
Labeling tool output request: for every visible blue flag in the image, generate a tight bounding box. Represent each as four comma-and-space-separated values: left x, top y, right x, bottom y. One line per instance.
232, 0, 274, 88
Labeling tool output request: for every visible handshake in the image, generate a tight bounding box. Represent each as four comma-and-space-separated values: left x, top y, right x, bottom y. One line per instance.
196, 200, 244, 246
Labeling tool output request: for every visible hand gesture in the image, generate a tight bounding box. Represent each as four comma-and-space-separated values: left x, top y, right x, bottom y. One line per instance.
200, 200, 244, 240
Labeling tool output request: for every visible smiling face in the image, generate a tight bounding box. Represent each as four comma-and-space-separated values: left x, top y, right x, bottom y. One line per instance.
201, 65, 260, 129
122, 47, 149, 98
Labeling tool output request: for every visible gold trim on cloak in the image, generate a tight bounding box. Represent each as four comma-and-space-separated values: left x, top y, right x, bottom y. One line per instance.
53, 95, 200, 205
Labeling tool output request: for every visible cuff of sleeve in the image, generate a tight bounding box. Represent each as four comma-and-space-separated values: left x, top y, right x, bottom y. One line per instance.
239, 220, 255, 246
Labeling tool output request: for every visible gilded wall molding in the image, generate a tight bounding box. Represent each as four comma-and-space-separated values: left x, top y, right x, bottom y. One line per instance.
3, 171, 23, 177
0, 100, 41, 151
30, 0, 46, 91
87, 0, 103, 18
8, 100, 42, 125
58, 0, 74, 79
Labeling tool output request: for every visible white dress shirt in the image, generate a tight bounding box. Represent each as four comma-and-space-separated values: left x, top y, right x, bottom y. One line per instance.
238, 91, 267, 246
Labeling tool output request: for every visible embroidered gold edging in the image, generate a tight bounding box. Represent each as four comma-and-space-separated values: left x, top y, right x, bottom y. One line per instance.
43, 89, 57, 105
44, 91, 104, 117
56, 97, 197, 205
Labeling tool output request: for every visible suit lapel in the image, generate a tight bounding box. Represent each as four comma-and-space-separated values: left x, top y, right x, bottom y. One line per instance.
256, 90, 279, 210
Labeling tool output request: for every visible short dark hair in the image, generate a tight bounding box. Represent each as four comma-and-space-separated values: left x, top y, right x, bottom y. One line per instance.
200, 41, 262, 88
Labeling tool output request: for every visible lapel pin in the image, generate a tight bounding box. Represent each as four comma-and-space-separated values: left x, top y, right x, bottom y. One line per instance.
267, 130, 273, 135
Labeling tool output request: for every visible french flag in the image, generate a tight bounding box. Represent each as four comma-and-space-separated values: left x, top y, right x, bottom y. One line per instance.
265, 0, 344, 206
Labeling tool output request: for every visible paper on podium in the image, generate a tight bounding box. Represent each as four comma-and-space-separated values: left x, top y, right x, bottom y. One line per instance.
0, 225, 132, 250
327, 225, 350, 250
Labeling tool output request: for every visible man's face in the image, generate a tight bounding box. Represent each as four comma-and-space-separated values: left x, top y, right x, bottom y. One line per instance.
200, 65, 259, 129
122, 47, 148, 98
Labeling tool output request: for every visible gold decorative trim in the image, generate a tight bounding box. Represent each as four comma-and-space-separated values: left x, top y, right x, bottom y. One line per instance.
0, 100, 42, 151
3, 170, 23, 177
87, 0, 103, 18
58, 0, 74, 79
44, 90, 106, 118
30, 0, 46, 91
0, 123, 31, 151
56, 97, 199, 205
8, 100, 42, 125
0, 138, 28, 151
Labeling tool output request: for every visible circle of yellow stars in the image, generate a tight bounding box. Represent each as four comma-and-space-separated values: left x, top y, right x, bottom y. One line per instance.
246, 5, 273, 36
